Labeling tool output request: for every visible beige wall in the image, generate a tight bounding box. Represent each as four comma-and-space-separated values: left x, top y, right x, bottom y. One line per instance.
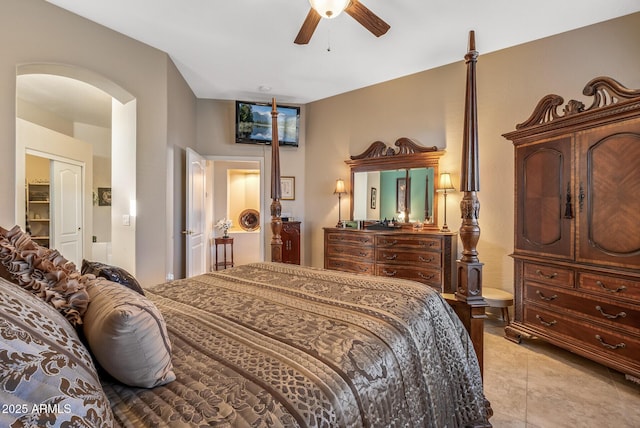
304, 13, 640, 293
195, 99, 307, 263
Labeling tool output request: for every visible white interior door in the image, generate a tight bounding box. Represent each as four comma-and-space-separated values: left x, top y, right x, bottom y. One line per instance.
185, 148, 207, 277
52, 160, 83, 268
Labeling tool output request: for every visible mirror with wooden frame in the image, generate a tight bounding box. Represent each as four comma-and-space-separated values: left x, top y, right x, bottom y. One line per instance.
345, 138, 444, 229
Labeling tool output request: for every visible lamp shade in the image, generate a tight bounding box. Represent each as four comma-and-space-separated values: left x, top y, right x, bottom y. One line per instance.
438, 173, 455, 192
334, 178, 346, 194
309, 0, 350, 19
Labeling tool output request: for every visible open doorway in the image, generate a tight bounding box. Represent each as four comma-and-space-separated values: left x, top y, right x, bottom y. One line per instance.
211, 158, 264, 267
15, 65, 137, 274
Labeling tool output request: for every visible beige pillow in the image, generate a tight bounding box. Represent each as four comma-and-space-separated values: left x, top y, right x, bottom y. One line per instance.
83, 279, 175, 388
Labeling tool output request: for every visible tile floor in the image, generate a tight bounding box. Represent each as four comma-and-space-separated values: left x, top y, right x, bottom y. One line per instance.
482, 312, 640, 427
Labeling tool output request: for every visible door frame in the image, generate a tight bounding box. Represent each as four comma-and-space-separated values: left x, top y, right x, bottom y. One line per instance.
206, 155, 265, 264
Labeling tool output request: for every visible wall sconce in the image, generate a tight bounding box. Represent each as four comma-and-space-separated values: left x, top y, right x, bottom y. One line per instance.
334, 178, 347, 227
437, 173, 456, 232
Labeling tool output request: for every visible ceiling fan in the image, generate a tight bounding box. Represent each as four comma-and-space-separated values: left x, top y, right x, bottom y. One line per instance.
294, 0, 390, 45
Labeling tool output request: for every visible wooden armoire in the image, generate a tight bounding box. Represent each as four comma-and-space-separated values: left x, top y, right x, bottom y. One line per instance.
503, 77, 640, 382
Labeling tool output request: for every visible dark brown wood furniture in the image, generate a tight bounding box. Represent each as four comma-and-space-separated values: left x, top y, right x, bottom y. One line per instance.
271, 32, 489, 392
324, 228, 457, 293
281, 221, 301, 265
214, 237, 234, 271
503, 76, 640, 382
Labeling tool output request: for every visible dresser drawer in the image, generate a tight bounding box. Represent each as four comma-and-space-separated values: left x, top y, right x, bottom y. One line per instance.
523, 262, 574, 288
525, 283, 640, 333
326, 232, 374, 247
325, 258, 374, 275
376, 235, 441, 251
524, 306, 640, 364
376, 248, 441, 267
326, 243, 375, 260
578, 272, 640, 302
376, 264, 442, 289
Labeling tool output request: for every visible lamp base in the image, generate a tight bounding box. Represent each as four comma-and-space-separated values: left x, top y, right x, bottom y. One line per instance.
440, 224, 451, 232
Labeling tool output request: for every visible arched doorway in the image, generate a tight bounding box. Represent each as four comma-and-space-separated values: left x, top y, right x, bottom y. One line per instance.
15, 64, 138, 274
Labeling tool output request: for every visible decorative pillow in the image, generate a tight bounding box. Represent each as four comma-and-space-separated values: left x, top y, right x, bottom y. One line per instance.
81, 259, 145, 295
0, 277, 114, 427
0, 225, 93, 327
83, 279, 175, 388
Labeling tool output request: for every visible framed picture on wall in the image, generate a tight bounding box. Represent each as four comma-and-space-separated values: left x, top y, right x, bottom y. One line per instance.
98, 187, 112, 206
370, 187, 377, 209
281, 176, 295, 200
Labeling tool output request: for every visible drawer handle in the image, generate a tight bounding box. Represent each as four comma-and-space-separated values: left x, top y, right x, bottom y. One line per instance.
418, 272, 435, 280
595, 306, 627, 320
535, 290, 558, 301
418, 255, 434, 263
535, 269, 558, 280
384, 254, 398, 260
358, 252, 368, 257
596, 280, 626, 293
421, 241, 437, 247
595, 335, 626, 350
535, 315, 557, 327
333, 262, 344, 267
381, 239, 398, 246
382, 269, 397, 277
359, 239, 371, 244
358, 266, 369, 272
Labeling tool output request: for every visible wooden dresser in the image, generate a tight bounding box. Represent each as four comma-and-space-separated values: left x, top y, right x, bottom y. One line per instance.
503, 77, 640, 381
324, 228, 457, 293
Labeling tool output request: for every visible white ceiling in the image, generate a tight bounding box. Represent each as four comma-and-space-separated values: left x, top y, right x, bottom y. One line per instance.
45, 0, 640, 105
18, 1, 640, 127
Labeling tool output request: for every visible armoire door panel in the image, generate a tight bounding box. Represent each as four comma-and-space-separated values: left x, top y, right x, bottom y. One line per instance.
577, 121, 640, 267
515, 137, 573, 258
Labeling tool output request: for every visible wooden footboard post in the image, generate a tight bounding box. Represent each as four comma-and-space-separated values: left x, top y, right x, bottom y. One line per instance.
456, 31, 488, 376
270, 98, 283, 262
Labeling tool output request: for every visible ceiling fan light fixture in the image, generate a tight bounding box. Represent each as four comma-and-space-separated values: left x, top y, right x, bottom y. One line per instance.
309, 0, 350, 19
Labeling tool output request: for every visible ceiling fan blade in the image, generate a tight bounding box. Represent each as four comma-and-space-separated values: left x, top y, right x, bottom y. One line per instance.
294, 8, 322, 45
345, 0, 390, 37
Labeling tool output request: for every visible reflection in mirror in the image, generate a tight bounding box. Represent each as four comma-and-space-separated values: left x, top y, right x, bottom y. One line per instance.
346, 138, 443, 229
353, 168, 434, 223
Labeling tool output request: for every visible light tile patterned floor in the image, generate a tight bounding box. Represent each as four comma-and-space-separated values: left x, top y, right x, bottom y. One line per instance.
483, 314, 640, 428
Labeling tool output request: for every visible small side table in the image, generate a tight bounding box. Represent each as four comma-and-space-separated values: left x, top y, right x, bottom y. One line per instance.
214, 237, 234, 271
483, 287, 514, 324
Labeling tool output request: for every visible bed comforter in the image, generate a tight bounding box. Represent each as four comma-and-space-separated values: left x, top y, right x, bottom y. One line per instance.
102, 262, 489, 427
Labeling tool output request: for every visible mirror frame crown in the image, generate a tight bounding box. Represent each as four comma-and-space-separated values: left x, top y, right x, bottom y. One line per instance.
345, 137, 444, 229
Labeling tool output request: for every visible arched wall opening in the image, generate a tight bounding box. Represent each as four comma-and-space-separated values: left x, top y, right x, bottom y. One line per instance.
15, 63, 137, 274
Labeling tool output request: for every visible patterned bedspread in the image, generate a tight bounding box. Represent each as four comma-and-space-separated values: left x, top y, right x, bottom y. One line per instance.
101, 263, 489, 427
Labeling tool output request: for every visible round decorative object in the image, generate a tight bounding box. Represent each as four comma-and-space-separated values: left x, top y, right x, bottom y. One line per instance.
239, 209, 260, 231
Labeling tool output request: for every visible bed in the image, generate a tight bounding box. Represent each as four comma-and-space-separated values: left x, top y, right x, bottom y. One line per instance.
0, 256, 490, 427
1, 32, 491, 427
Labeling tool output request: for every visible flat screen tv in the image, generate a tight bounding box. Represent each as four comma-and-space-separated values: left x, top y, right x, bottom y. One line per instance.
235, 101, 300, 147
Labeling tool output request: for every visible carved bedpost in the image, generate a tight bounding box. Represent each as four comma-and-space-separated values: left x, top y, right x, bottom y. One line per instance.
456, 31, 488, 374
270, 98, 283, 262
